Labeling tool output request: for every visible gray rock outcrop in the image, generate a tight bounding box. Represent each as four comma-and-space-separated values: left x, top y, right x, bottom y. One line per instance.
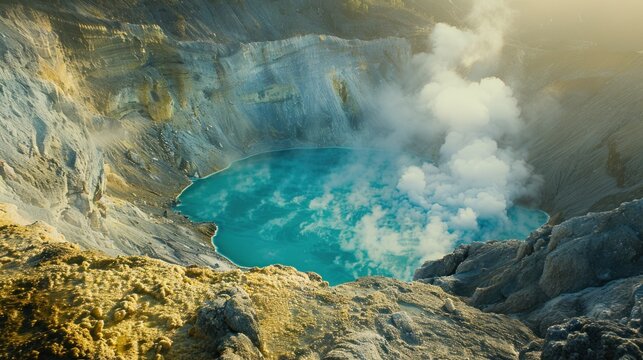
194, 287, 263, 357
541, 317, 642, 360
217, 334, 265, 360
415, 199, 643, 335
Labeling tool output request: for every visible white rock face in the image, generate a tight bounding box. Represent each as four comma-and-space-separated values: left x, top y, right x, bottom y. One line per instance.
0, 2, 410, 266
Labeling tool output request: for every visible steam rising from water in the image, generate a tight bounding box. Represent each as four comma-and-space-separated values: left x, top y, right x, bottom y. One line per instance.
177, 1, 547, 283
350, 0, 543, 266
176, 148, 546, 283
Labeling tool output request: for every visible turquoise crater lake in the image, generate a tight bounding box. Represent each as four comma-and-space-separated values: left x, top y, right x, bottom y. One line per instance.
176, 148, 548, 285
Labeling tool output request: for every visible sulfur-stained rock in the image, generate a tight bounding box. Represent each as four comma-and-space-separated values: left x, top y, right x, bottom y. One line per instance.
0, 160, 17, 180
91, 320, 104, 340
323, 332, 400, 360
222, 289, 262, 347
195, 287, 262, 351
218, 333, 265, 360
0, 213, 537, 359
90, 307, 103, 319
113, 309, 126, 322
156, 336, 173, 353
443, 298, 457, 314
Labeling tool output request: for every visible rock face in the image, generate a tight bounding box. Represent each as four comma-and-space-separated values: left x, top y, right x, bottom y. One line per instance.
415, 199, 643, 335
512, 47, 643, 219
0, 205, 537, 359
0, 0, 422, 268
541, 317, 643, 360
323, 332, 397, 360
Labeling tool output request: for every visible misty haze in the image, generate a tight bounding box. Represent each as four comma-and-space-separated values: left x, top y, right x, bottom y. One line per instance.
0, 0, 640, 359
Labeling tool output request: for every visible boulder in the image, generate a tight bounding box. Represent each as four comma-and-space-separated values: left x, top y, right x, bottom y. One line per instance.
0, 160, 17, 180
413, 245, 469, 280
195, 287, 262, 355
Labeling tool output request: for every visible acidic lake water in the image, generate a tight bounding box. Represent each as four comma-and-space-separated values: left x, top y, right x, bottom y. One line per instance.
176, 148, 548, 285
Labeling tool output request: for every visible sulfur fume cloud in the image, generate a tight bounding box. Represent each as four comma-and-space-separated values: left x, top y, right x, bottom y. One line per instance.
344, 0, 543, 272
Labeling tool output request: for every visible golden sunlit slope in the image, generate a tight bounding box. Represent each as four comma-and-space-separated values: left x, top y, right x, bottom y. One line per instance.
0, 203, 535, 359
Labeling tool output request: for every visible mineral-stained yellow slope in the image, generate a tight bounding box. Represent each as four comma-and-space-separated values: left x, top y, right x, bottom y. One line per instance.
0, 203, 536, 360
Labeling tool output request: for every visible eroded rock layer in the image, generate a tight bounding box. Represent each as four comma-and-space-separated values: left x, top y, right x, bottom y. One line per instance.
0, 0, 417, 267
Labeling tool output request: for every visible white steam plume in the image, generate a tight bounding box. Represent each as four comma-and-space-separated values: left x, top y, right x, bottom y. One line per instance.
348, 0, 543, 270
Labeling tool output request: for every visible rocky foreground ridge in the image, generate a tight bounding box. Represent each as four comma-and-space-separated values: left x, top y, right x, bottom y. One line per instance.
416, 199, 643, 358
0, 203, 537, 359
1, 201, 642, 360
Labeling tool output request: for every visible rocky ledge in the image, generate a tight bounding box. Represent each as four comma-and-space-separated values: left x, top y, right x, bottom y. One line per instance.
0, 203, 537, 359
415, 199, 643, 358
0, 203, 641, 360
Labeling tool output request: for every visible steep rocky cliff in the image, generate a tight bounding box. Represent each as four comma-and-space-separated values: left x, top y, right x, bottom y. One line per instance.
0, 0, 421, 266
513, 48, 643, 218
